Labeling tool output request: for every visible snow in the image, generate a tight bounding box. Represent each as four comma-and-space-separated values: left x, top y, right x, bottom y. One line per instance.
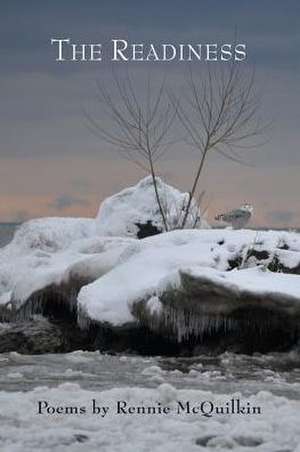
0, 218, 134, 310
78, 229, 300, 327
96, 176, 207, 237
0, 382, 299, 452
188, 266, 300, 302
9, 217, 97, 253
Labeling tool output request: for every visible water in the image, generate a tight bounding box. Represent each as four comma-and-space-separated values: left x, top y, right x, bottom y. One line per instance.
0, 349, 299, 451
0, 350, 299, 399
0, 222, 19, 247
0, 352, 298, 452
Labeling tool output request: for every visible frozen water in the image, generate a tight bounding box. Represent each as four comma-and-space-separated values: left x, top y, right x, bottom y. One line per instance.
0, 350, 299, 451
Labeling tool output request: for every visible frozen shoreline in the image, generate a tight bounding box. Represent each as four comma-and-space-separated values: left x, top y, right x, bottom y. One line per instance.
0, 178, 299, 355
0, 223, 299, 354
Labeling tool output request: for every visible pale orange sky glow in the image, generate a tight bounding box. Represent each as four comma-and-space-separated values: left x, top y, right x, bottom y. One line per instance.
0, 157, 299, 228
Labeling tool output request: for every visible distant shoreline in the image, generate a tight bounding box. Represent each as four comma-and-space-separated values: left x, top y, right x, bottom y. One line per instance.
0, 222, 299, 232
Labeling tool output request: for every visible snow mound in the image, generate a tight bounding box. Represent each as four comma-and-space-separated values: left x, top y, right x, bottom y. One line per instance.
96, 176, 207, 238
9, 217, 97, 253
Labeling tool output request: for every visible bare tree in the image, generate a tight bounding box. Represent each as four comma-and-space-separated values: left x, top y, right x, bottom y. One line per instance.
86, 63, 265, 232
172, 62, 266, 229
84, 71, 178, 231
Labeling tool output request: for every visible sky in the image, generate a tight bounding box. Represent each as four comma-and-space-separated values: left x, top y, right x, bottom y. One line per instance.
0, 0, 299, 227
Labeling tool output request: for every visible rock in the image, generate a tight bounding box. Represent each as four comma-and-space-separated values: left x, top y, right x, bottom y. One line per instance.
132, 270, 300, 355
135, 220, 161, 239
0, 319, 65, 353
93, 323, 179, 355
0, 318, 93, 354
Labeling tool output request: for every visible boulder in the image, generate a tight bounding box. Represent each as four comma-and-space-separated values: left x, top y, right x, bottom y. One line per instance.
0, 317, 93, 354
96, 176, 208, 238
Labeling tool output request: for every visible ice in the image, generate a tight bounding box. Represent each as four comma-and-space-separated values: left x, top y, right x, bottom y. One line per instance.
147, 296, 163, 315
0, 382, 299, 452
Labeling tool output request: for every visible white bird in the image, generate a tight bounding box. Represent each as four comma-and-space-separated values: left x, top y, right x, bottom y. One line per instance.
215, 203, 253, 229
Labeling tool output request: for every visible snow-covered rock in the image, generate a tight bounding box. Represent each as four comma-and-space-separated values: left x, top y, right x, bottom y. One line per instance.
78, 229, 300, 321
96, 176, 207, 238
78, 229, 300, 353
0, 210, 300, 353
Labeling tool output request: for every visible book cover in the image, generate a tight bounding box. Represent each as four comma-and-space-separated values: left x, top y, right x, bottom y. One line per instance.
0, 1, 299, 451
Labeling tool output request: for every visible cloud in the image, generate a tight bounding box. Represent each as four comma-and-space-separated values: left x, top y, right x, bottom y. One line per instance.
49, 195, 90, 211
266, 210, 295, 225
